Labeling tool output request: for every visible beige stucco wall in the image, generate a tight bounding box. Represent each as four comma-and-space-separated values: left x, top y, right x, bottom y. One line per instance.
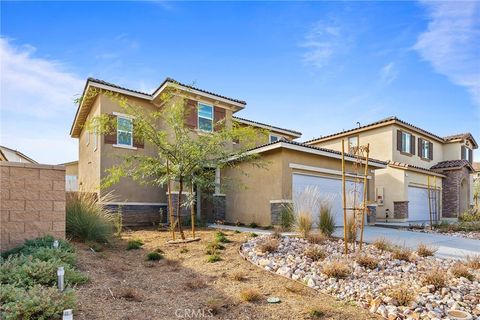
64, 162, 78, 176
78, 96, 101, 194
223, 147, 377, 226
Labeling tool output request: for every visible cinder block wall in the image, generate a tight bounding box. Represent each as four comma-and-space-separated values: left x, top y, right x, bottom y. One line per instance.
1, 162, 66, 252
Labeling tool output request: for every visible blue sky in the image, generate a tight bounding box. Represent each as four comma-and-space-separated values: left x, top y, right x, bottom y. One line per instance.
1, 1, 479, 164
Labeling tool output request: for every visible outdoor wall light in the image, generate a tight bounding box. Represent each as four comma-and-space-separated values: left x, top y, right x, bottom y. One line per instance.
57, 266, 65, 291
53, 240, 59, 249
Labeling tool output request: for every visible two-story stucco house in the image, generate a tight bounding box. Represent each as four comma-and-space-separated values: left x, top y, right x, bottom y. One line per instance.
307, 117, 477, 223
70, 78, 385, 226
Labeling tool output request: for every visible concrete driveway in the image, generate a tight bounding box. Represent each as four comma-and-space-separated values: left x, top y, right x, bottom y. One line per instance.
209, 224, 479, 260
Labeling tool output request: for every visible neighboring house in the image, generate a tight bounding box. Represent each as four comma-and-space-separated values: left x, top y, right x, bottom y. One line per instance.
473, 162, 480, 207
0, 146, 37, 164
60, 161, 79, 191
307, 117, 477, 223
70, 77, 385, 226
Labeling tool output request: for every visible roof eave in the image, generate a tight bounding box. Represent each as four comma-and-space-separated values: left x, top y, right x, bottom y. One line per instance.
233, 117, 302, 138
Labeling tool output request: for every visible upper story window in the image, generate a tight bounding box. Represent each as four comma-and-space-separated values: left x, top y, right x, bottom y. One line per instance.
270, 134, 280, 143
418, 138, 433, 160
198, 103, 213, 132
117, 116, 133, 146
401, 132, 411, 153
348, 136, 358, 152
462, 145, 473, 163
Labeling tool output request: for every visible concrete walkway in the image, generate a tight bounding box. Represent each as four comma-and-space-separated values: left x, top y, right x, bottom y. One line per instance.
209, 224, 479, 260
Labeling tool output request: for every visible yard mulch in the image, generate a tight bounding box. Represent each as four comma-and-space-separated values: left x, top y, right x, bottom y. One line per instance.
74, 228, 376, 320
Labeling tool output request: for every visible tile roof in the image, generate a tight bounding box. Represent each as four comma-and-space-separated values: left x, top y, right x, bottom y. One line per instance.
443, 133, 478, 148
0, 145, 37, 164
305, 116, 473, 145
387, 161, 444, 176
430, 160, 474, 171
87, 77, 151, 96
233, 116, 302, 137
245, 139, 387, 166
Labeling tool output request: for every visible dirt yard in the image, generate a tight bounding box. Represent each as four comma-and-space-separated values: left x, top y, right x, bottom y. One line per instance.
74, 228, 375, 320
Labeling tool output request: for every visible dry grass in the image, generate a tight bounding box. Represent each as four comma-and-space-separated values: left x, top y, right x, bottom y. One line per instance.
356, 255, 378, 270
322, 260, 352, 279
296, 213, 313, 238
423, 269, 447, 289
388, 285, 415, 306
308, 308, 325, 318
284, 283, 305, 294
305, 247, 326, 262
466, 255, 480, 269
416, 244, 438, 257
307, 232, 329, 244
391, 247, 413, 261
239, 288, 262, 302
451, 263, 475, 281
373, 237, 391, 252
205, 298, 223, 315
257, 238, 280, 253
231, 271, 247, 281
185, 278, 207, 290
271, 227, 282, 239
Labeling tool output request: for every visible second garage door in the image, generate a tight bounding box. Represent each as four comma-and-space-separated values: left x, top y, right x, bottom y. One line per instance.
407, 186, 439, 222
292, 173, 364, 226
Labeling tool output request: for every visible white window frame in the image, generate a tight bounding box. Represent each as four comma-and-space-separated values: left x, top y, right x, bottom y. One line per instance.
421, 140, 430, 159
269, 134, 280, 143
85, 130, 90, 146
116, 115, 133, 147
197, 103, 214, 132
401, 132, 411, 153
93, 127, 98, 151
348, 136, 358, 152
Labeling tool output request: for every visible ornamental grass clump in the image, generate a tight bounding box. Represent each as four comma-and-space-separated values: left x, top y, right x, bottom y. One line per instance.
356, 255, 378, 270
239, 288, 262, 302
257, 238, 279, 253
423, 269, 447, 289
391, 246, 413, 262
388, 285, 415, 306
416, 244, 437, 257
317, 202, 335, 236
127, 239, 144, 250
66, 192, 114, 243
451, 263, 475, 281
373, 237, 392, 252
466, 255, 480, 269
305, 247, 326, 262
307, 232, 328, 244
322, 260, 351, 279
296, 213, 313, 238
280, 204, 295, 231
146, 251, 163, 261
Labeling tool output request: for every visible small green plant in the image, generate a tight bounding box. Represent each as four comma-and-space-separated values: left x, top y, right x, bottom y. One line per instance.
180, 248, 189, 254
308, 308, 324, 318
0, 284, 76, 320
280, 204, 295, 231
239, 288, 261, 302
234, 230, 241, 234
66, 192, 114, 243
305, 247, 325, 261
86, 241, 104, 252
113, 209, 123, 237
416, 244, 437, 257
206, 254, 221, 263
317, 202, 335, 236
248, 232, 258, 238
296, 213, 312, 238
249, 222, 259, 228
205, 241, 225, 255
214, 231, 230, 243
146, 251, 163, 261
1, 235, 73, 259
127, 239, 144, 250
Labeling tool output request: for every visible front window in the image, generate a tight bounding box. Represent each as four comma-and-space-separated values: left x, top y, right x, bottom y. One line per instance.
348, 136, 358, 152
117, 116, 133, 146
198, 103, 213, 132
401, 132, 411, 153
270, 134, 280, 143
421, 140, 430, 158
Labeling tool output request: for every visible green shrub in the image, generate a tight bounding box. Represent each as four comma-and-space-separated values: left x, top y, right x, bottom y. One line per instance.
248, 232, 258, 238
0, 255, 89, 287
318, 203, 335, 236
127, 239, 144, 250
113, 210, 123, 237
234, 230, 241, 234
459, 209, 480, 222
249, 222, 258, 228
66, 192, 114, 243
1, 235, 73, 259
280, 204, 295, 231
206, 254, 221, 263
214, 231, 230, 243
146, 252, 163, 261
27, 247, 76, 267
0, 284, 76, 320
86, 241, 104, 252
205, 241, 225, 255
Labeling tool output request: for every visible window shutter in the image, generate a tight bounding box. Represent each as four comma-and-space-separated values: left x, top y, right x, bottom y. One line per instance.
185, 99, 198, 128
461, 146, 466, 160
410, 135, 415, 155
397, 130, 402, 151
468, 148, 473, 163
104, 114, 117, 144
213, 107, 226, 131
418, 138, 422, 157
429, 142, 433, 160
132, 121, 144, 149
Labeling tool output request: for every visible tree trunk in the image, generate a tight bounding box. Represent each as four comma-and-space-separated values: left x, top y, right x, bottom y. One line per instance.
167, 160, 175, 240
177, 177, 186, 240
191, 182, 196, 239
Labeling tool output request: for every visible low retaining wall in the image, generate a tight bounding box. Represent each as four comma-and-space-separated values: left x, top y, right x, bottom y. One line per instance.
1, 162, 66, 252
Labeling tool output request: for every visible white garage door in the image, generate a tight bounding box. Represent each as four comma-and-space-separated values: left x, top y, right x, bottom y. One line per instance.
292, 173, 364, 226
408, 186, 439, 222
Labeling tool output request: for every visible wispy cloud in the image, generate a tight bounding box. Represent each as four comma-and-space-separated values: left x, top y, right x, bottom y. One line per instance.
300, 21, 350, 69
414, 1, 480, 106
0, 38, 83, 164
379, 62, 398, 85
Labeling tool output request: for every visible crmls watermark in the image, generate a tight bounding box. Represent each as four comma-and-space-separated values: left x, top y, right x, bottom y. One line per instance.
175, 308, 214, 318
